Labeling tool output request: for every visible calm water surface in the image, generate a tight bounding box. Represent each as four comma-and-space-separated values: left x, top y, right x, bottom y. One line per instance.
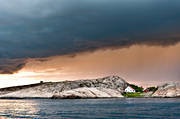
0, 98, 179, 119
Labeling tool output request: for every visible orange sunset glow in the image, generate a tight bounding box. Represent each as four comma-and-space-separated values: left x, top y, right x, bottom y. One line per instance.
0, 43, 180, 88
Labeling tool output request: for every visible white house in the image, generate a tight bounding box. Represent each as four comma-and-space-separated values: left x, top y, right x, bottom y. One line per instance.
125, 86, 136, 93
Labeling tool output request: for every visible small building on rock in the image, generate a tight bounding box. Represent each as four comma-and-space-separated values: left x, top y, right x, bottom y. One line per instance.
125, 86, 136, 93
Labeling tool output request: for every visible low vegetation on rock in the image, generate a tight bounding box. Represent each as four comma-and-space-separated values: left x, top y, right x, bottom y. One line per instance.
129, 84, 144, 92
146, 87, 158, 93
122, 92, 144, 98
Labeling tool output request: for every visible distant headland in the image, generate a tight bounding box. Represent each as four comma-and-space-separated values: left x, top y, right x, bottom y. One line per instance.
0, 76, 179, 99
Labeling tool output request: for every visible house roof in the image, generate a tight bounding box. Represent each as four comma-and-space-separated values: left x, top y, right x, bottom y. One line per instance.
126, 86, 135, 90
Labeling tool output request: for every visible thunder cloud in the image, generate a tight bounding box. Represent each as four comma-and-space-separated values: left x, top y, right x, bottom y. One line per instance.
0, 0, 180, 74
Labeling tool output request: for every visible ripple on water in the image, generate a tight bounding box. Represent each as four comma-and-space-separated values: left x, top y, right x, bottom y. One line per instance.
0, 98, 179, 119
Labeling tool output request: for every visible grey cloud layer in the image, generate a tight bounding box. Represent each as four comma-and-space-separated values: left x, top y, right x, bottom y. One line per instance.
0, 59, 26, 74
0, 0, 180, 73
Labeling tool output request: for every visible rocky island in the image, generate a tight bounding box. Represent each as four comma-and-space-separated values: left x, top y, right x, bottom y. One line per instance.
152, 83, 180, 98
0, 75, 179, 99
0, 76, 127, 99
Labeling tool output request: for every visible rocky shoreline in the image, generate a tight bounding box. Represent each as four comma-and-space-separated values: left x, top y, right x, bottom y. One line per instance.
0, 76, 179, 99
152, 83, 180, 98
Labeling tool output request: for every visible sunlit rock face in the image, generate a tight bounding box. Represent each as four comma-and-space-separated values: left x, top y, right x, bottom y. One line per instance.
52, 87, 123, 99
153, 83, 180, 97
0, 76, 127, 98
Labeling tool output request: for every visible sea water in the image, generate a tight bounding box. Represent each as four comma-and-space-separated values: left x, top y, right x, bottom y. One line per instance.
0, 98, 179, 119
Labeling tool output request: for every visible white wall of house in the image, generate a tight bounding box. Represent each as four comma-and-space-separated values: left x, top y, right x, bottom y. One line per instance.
125, 86, 136, 93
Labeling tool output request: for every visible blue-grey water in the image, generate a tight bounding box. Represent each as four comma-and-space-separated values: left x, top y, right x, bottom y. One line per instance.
0, 98, 179, 119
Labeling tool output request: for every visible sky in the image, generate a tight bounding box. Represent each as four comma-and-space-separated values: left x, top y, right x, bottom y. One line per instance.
0, 0, 180, 88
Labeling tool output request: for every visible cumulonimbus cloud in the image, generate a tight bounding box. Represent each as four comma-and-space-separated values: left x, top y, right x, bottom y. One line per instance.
0, 0, 180, 74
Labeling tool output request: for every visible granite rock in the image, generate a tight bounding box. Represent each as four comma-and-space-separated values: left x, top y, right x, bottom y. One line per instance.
0, 75, 127, 98
152, 83, 180, 97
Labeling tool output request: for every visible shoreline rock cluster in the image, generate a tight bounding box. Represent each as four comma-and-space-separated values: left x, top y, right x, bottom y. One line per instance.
152, 83, 180, 98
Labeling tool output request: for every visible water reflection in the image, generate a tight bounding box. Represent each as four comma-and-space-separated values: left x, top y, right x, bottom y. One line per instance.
0, 99, 39, 119
0, 98, 179, 119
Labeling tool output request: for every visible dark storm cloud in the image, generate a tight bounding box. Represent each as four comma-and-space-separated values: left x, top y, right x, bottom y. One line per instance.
1, 0, 180, 73
0, 59, 26, 74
